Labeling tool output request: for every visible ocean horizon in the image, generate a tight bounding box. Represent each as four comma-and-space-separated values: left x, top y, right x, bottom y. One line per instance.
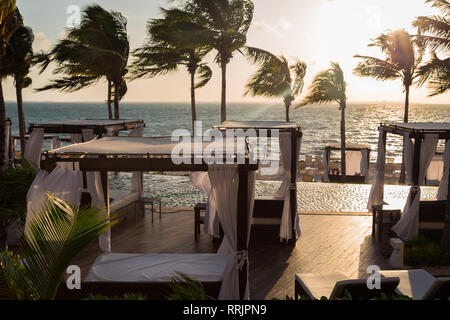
6, 101, 450, 163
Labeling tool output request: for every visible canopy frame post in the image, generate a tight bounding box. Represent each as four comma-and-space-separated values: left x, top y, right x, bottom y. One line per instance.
410, 134, 423, 206
237, 165, 249, 300
289, 131, 299, 245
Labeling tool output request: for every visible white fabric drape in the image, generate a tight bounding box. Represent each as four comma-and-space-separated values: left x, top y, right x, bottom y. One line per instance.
437, 140, 450, 200
346, 150, 362, 176
361, 149, 369, 183
403, 134, 415, 185
50, 137, 61, 150
392, 134, 439, 240
322, 149, 330, 182
209, 165, 255, 300
25, 166, 83, 240
427, 156, 443, 182
276, 132, 302, 241
367, 129, 386, 210
24, 128, 44, 168
81, 128, 111, 252
129, 125, 145, 198
190, 172, 220, 237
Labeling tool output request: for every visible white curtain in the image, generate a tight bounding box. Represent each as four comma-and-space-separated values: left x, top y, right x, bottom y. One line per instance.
25, 166, 83, 241
24, 128, 44, 168
276, 132, 302, 241
437, 140, 450, 200
81, 128, 111, 252
129, 125, 145, 198
361, 149, 369, 183
190, 172, 220, 237
346, 150, 362, 176
209, 165, 255, 300
392, 134, 439, 240
367, 129, 386, 210
322, 149, 330, 182
50, 137, 61, 150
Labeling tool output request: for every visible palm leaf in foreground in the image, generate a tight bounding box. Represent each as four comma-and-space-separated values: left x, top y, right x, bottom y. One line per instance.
1, 193, 114, 300
167, 272, 213, 300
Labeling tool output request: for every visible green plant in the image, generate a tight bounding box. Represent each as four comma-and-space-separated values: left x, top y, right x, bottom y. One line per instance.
167, 272, 214, 300
0, 193, 114, 299
405, 236, 449, 267
85, 293, 147, 300
0, 160, 37, 246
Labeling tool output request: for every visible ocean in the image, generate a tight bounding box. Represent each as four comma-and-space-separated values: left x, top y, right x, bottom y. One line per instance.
6, 101, 450, 162
5, 101, 449, 211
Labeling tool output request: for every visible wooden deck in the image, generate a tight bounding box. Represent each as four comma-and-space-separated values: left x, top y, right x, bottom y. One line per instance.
72, 209, 391, 300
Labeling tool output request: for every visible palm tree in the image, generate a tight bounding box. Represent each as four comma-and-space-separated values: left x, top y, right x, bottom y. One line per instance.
0, 0, 17, 173
299, 62, 348, 180
0, 194, 113, 300
354, 29, 426, 183
245, 48, 306, 121
182, 0, 254, 122
0, 9, 33, 156
131, 8, 212, 132
413, 0, 450, 96
37, 5, 129, 120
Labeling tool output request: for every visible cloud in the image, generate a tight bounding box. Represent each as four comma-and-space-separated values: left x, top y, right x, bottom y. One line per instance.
33, 32, 51, 52
252, 19, 293, 36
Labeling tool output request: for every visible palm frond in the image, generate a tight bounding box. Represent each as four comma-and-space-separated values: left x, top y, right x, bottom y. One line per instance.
194, 64, 212, 88
353, 55, 401, 80
167, 272, 213, 300
299, 62, 346, 108
19, 193, 114, 300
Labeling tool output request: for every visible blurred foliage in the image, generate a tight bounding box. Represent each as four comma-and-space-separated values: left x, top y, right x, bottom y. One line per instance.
405, 236, 449, 267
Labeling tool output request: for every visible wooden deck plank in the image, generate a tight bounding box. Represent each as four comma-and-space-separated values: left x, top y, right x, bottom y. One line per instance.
71, 210, 390, 300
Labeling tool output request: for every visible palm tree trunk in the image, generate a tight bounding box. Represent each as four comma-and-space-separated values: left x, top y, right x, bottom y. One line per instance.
113, 81, 120, 120
220, 60, 227, 123
340, 103, 347, 182
0, 79, 7, 173
15, 78, 26, 157
190, 72, 197, 134
399, 85, 410, 184
284, 101, 290, 122
107, 81, 113, 120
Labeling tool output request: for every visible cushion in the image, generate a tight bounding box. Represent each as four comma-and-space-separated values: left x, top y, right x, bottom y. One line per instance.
380, 269, 436, 300
295, 272, 348, 299
85, 253, 230, 283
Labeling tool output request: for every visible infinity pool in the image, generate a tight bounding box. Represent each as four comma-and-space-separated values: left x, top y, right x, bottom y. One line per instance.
109, 173, 438, 213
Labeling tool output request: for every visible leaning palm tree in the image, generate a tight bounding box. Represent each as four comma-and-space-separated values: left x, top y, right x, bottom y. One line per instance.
0, 0, 17, 173
0, 9, 33, 156
0, 194, 113, 300
131, 8, 212, 132
354, 29, 426, 183
298, 62, 348, 180
413, 0, 450, 96
37, 5, 129, 119
245, 48, 306, 121
182, 0, 254, 122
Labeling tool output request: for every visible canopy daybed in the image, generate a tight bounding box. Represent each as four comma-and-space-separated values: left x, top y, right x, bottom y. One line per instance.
33, 136, 258, 300
24, 119, 147, 228
323, 143, 371, 183
213, 121, 303, 245
368, 123, 450, 241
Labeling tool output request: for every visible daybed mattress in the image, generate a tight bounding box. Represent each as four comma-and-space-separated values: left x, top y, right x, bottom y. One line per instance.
109, 190, 139, 212
85, 253, 230, 283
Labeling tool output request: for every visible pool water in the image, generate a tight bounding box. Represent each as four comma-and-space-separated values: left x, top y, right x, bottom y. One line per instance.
110, 173, 438, 213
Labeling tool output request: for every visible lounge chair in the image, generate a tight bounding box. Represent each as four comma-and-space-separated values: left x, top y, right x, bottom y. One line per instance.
294, 272, 400, 300
380, 269, 450, 300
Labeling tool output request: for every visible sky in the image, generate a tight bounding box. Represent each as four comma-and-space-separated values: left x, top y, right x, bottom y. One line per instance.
3, 0, 449, 104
